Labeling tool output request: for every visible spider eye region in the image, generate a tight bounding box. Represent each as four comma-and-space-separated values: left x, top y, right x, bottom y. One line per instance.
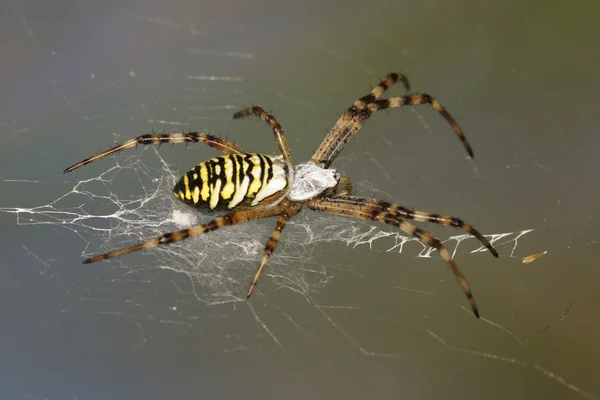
172, 153, 293, 215
287, 163, 339, 201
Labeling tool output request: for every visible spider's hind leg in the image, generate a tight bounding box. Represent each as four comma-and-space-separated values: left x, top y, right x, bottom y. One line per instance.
233, 106, 292, 164
247, 201, 303, 298
81, 207, 280, 264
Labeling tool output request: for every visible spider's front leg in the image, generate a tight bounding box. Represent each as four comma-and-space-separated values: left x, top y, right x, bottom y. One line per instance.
365, 96, 473, 157
310, 72, 473, 169
353, 72, 410, 110
306, 195, 498, 318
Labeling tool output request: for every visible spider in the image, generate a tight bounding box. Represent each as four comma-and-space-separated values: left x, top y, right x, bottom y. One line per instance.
64, 72, 498, 318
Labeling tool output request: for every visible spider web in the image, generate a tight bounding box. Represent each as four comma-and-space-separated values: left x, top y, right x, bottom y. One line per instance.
2, 148, 527, 306
3, 149, 590, 398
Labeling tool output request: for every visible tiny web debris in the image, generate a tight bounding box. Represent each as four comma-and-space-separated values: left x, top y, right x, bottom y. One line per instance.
522, 250, 547, 264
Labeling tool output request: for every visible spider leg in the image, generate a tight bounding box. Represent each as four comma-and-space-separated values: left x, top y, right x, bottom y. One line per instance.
388, 200, 498, 257
313, 195, 497, 256
354, 72, 410, 109
247, 201, 303, 298
233, 106, 293, 165
306, 195, 494, 318
81, 205, 286, 264
311, 84, 472, 169
364, 96, 473, 157
64, 132, 245, 173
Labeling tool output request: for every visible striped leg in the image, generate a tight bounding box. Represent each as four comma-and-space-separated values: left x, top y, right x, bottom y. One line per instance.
363, 96, 472, 157
391, 201, 498, 257
246, 201, 303, 298
306, 195, 499, 318
82, 204, 287, 264
233, 106, 293, 165
309, 195, 497, 256
64, 132, 245, 174
311, 81, 471, 169
353, 72, 410, 109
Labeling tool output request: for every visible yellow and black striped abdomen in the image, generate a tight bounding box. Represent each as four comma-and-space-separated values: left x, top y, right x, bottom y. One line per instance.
173, 153, 293, 215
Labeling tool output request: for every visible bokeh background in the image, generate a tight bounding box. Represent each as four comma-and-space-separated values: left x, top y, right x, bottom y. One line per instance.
1, 1, 599, 399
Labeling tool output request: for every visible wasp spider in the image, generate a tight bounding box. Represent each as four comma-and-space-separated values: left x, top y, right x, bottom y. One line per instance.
64, 72, 498, 318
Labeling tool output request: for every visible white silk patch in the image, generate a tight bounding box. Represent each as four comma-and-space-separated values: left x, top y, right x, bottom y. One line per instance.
287, 163, 339, 201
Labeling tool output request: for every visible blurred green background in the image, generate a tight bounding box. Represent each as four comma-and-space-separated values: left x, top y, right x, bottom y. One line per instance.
1, 1, 599, 399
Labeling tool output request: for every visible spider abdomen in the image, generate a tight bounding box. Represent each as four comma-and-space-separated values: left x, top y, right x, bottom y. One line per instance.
173, 153, 293, 215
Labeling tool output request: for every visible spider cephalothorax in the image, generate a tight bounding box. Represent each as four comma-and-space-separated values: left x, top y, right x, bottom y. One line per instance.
64, 73, 498, 318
